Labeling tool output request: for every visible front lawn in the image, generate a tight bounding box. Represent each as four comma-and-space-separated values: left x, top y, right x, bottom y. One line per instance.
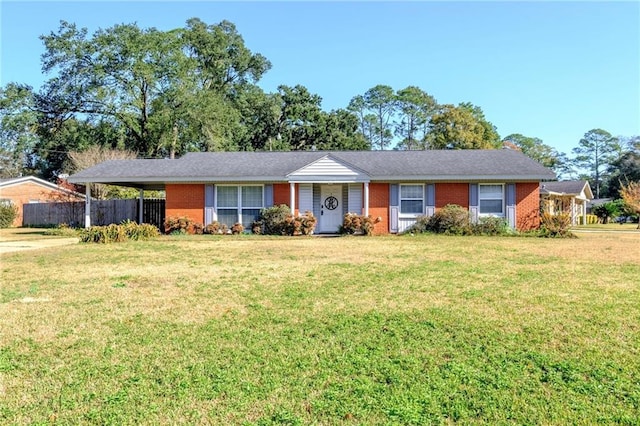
1, 233, 638, 424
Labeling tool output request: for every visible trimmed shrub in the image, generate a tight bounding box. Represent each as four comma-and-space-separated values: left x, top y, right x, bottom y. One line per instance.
203, 221, 221, 234
339, 213, 381, 236
231, 222, 244, 235
0, 202, 18, 228
164, 216, 202, 234
79, 221, 159, 243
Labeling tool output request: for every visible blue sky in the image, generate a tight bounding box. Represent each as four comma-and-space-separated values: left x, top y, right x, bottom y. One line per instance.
1, 1, 639, 155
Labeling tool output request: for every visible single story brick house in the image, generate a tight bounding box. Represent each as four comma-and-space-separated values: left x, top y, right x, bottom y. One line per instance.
0, 176, 85, 226
68, 149, 555, 234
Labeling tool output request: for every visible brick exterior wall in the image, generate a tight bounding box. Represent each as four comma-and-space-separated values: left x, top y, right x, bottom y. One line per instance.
368, 183, 389, 235
516, 182, 540, 231
165, 184, 205, 224
273, 183, 290, 207
435, 183, 469, 209
0, 181, 82, 226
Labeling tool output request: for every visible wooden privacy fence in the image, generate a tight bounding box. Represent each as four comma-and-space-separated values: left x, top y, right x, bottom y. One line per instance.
23, 199, 165, 228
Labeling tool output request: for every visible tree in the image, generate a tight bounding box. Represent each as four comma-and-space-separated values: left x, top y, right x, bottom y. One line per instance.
36, 19, 272, 159
607, 151, 640, 197
182, 18, 271, 95
315, 109, 369, 151
363, 85, 396, 150
619, 181, 640, 228
67, 145, 137, 199
502, 133, 566, 176
275, 84, 324, 151
0, 83, 39, 177
348, 85, 396, 150
572, 129, 622, 198
428, 103, 501, 149
394, 86, 437, 150
347, 95, 376, 148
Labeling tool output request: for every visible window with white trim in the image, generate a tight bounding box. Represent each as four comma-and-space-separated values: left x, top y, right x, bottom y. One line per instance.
216, 185, 263, 228
479, 184, 504, 216
400, 184, 424, 215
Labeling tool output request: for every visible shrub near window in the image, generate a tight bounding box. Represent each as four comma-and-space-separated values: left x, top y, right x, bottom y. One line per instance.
252, 205, 317, 236
409, 204, 471, 235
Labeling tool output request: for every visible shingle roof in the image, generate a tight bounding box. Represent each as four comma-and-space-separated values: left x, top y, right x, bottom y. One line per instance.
68, 149, 555, 188
540, 180, 591, 196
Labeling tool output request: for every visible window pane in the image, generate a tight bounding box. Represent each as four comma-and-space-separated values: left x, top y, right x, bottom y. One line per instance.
217, 209, 238, 227
401, 200, 423, 214
480, 185, 502, 198
242, 209, 261, 228
217, 187, 238, 208
480, 199, 503, 214
242, 186, 263, 207
401, 185, 423, 199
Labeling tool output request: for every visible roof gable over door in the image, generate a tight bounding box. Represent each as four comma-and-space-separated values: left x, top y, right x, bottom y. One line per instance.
287, 155, 370, 183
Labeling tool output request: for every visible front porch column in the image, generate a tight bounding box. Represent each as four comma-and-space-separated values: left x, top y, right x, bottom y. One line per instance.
290, 183, 296, 216
84, 185, 91, 228
138, 188, 144, 224
570, 197, 576, 226
363, 182, 370, 216
582, 200, 587, 225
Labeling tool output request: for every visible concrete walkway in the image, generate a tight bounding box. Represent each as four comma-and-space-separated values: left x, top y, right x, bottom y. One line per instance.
0, 237, 79, 254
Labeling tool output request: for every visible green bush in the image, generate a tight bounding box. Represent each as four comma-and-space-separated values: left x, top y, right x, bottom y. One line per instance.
339, 213, 381, 236
473, 216, 511, 236
592, 200, 626, 224
408, 204, 471, 235
0, 202, 18, 228
79, 221, 159, 243
252, 205, 317, 236
252, 204, 291, 235
407, 206, 513, 236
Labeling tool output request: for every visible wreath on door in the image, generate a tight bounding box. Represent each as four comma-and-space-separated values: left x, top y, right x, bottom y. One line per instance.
324, 196, 338, 210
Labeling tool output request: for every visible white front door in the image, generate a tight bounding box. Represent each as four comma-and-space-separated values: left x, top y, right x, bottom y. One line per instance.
319, 185, 343, 233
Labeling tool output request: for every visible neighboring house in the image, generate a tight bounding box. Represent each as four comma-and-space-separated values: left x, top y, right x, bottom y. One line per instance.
0, 176, 85, 226
68, 149, 555, 234
540, 180, 594, 225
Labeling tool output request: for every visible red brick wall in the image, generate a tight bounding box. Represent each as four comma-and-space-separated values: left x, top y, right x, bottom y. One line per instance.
516, 182, 540, 230
369, 183, 389, 235
435, 183, 469, 209
0, 181, 82, 226
273, 183, 290, 207
165, 184, 204, 224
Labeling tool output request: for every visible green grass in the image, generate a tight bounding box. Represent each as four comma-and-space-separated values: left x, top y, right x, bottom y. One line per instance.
1, 233, 639, 424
